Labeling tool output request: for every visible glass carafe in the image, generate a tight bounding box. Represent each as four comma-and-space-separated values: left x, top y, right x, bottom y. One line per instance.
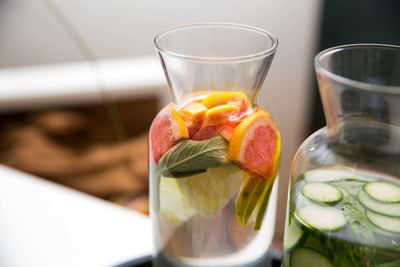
149, 23, 280, 267
283, 44, 400, 267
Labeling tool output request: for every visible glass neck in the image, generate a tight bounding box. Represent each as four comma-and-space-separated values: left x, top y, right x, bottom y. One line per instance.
319, 75, 400, 161
158, 53, 274, 106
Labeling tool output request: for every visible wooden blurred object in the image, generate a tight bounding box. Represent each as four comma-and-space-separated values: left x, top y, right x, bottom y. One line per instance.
0, 98, 157, 215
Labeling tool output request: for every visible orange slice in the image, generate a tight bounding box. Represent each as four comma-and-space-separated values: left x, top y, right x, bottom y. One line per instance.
150, 105, 189, 163
228, 110, 281, 179
201, 92, 249, 109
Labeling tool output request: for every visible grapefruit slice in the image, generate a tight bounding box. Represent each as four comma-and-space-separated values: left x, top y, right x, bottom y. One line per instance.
218, 121, 238, 141
150, 105, 189, 163
204, 104, 239, 126
192, 105, 240, 141
179, 102, 207, 138
191, 125, 219, 141
228, 110, 281, 179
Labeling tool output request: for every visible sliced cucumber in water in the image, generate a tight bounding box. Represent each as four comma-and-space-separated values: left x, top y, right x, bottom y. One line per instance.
296, 205, 346, 231
366, 210, 400, 234
304, 168, 363, 183
358, 190, 400, 217
284, 220, 305, 250
364, 182, 400, 203
291, 247, 334, 267
302, 235, 325, 255
301, 183, 342, 204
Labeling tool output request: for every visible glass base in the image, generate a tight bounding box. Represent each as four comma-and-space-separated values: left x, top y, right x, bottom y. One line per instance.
153, 248, 274, 267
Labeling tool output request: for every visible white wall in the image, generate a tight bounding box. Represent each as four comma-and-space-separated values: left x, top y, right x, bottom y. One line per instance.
0, 0, 322, 244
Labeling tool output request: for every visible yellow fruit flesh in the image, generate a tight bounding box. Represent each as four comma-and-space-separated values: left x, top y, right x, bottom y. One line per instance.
177, 165, 244, 217
169, 105, 189, 139
159, 177, 196, 225
204, 104, 239, 125
179, 102, 207, 122
201, 91, 249, 109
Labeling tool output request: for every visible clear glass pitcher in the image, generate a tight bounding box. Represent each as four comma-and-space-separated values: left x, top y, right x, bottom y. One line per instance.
283, 44, 400, 267
149, 23, 281, 267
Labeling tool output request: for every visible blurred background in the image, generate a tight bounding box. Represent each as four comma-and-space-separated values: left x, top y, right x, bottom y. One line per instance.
0, 0, 399, 264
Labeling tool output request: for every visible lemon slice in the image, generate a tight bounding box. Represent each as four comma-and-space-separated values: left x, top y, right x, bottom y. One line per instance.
159, 176, 196, 225
179, 102, 208, 122
201, 91, 249, 108
169, 105, 189, 139
178, 164, 244, 218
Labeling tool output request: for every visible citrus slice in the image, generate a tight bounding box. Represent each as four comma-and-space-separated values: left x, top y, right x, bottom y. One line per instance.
218, 121, 238, 141
228, 110, 281, 179
179, 102, 207, 122
159, 176, 196, 225
203, 104, 240, 126
227, 97, 249, 117
201, 92, 249, 109
191, 125, 218, 141
178, 164, 244, 217
193, 104, 240, 140
169, 106, 190, 139
178, 102, 207, 138
150, 105, 189, 163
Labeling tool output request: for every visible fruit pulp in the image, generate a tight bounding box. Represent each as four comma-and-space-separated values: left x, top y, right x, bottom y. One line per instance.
283, 167, 400, 267
149, 92, 281, 267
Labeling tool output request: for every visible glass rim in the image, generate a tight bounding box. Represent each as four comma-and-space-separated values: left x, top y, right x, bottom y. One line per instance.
315, 43, 400, 94
154, 22, 278, 62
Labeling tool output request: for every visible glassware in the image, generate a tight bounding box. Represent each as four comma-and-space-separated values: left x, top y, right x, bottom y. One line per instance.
283, 44, 400, 267
149, 23, 280, 267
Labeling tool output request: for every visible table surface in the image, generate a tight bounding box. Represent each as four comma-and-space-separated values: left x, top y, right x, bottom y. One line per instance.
0, 165, 153, 267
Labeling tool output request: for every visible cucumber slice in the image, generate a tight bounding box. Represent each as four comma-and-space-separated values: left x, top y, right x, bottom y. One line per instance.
358, 190, 400, 217
364, 182, 400, 203
284, 221, 304, 250
291, 247, 334, 267
366, 210, 400, 234
302, 235, 325, 255
304, 168, 363, 183
296, 205, 346, 231
301, 183, 342, 204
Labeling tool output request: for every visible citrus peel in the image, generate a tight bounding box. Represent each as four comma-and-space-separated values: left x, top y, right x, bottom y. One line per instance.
201, 91, 249, 109
150, 105, 189, 163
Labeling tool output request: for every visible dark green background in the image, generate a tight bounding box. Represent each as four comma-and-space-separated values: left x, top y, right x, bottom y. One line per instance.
309, 0, 400, 133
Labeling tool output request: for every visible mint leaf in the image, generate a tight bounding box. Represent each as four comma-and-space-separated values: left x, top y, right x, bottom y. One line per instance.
331, 241, 362, 267
341, 191, 375, 245
235, 176, 267, 227
235, 176, 275, 231
158, 135, 228, 178
254, 178, 274, 230
337, 190, 376, 266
